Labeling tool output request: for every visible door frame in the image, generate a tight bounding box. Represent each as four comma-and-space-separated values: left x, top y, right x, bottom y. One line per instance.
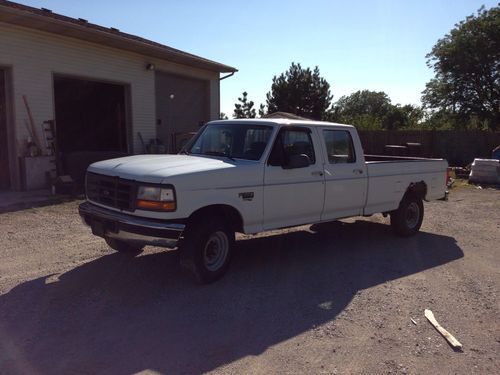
0, 66, 18, 190
262, 125, 326, 230
317, 126, 368, 220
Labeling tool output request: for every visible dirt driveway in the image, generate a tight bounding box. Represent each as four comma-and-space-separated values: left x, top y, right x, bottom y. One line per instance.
0, 186, 498, 374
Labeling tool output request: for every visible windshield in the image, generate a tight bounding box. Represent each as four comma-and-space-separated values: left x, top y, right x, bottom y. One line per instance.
188, 124, 273, 161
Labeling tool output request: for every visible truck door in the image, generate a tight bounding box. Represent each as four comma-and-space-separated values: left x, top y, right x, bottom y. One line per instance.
319, 127, 367, 220
263, 126, 325, 230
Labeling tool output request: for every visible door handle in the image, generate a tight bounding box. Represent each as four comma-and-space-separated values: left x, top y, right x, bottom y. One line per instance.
353, 169, 363, 174
311, 171, 324, 176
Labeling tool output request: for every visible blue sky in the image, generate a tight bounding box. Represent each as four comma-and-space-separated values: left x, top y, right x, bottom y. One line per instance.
16, 0, 498, 116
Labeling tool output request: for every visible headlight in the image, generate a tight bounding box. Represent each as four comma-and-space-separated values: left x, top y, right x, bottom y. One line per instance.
136, 185, 176, 211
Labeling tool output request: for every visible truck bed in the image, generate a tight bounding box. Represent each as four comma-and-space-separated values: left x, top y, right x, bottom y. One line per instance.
363, 154, 447, 215
364, 154, 443, 163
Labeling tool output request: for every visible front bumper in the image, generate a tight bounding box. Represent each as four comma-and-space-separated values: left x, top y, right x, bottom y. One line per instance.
79, 201, 185, 248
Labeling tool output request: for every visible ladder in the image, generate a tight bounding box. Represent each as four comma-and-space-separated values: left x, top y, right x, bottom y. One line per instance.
42, 120, 59, 178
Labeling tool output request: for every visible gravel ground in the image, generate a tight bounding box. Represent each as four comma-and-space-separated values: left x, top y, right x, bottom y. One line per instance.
0, 186, 498, 374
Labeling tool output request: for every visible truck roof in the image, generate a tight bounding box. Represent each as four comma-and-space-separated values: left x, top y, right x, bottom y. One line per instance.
210, 118, 355, 129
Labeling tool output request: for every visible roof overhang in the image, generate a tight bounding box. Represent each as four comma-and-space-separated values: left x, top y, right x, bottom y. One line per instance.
0, 1, 237, 73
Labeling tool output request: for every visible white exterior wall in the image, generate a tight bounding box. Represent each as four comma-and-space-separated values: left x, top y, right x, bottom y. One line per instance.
0, 22, 220, 160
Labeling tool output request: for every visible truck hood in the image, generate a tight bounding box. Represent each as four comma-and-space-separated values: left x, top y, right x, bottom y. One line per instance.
87, 154, 237, 183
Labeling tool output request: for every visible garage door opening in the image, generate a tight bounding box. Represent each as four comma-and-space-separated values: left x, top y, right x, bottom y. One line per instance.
53, 76, 129, 183
0, 68, 10, 190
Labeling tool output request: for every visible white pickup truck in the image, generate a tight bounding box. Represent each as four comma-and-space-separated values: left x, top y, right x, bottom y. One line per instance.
79, 119, 448, 283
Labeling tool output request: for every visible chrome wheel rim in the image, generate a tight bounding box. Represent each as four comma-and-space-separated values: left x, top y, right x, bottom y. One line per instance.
405, 202, 420, 229
203, 231, 229, 272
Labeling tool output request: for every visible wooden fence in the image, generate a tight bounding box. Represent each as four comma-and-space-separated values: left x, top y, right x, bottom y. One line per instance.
358, 130, 500, 166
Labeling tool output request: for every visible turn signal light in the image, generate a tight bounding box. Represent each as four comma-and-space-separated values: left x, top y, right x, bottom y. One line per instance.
136, 200, 176, 211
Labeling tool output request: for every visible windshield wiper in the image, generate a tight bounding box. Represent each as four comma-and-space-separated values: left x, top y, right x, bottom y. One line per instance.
204, 151, 236, 161
179, 149, 190, 155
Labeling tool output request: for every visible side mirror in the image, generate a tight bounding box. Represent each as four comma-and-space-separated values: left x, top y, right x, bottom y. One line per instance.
283, 154, 310, 169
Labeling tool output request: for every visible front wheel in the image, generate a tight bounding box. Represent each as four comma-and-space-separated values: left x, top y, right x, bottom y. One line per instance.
180, 216, 234, 284
390, 194, 424, 237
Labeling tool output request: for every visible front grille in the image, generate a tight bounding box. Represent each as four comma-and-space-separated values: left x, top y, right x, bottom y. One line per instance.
86, 173, 135, 211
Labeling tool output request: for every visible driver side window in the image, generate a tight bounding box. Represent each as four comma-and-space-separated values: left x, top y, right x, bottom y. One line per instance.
268, 128, 316, 167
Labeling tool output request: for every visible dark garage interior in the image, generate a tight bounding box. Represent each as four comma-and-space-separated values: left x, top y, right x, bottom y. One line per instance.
53, 76, 129, 184
0, 68, 10, 190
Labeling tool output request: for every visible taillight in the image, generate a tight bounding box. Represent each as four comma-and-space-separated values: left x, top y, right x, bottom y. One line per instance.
445, 168, 450, 187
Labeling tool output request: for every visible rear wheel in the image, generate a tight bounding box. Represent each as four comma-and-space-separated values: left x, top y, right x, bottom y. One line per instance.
390, 194, 424, 237
180, 216, 234, 284
105, 237, 144, 255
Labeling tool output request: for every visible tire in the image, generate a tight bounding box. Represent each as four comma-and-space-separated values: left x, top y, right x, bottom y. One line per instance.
390, 193, 424, 237
105, 237, 144, 255
179, 215, 234, 284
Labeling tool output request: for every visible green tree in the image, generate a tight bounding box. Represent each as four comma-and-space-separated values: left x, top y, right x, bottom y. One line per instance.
398, 104, 425, 128
422, 6, 500, 130
420, 110, 458, 130
219, 112, 228, 120
329, 90, 391, 129
331, 90, 391, 121
265, 63, 333, 120
420, 109, 490, 130
383, 104, 424, 129
233, 91, 256, 119
329, 90, 424, 130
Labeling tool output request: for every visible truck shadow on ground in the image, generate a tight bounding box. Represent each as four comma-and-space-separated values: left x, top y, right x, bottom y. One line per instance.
0, 219, 463, 374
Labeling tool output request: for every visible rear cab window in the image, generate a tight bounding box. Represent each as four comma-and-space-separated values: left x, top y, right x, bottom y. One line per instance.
323, 130, 356, 164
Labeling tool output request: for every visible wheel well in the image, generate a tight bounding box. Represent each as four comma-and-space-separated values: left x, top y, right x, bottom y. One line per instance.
405, 181, 427, 201
188, 204, 244, 233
